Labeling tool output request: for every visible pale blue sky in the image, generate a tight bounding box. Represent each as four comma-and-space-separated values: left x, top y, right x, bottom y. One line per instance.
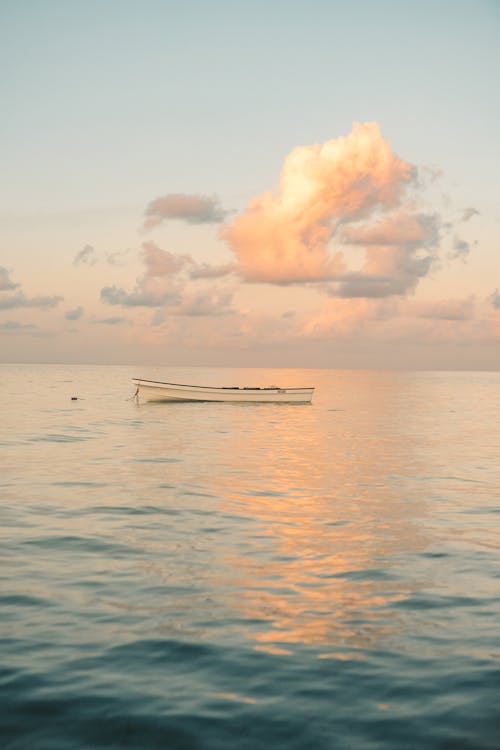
0, 0, 499, 367
2, 0, 498, 210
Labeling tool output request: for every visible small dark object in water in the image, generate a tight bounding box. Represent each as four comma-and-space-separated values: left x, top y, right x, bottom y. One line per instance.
71, 396, 78, 401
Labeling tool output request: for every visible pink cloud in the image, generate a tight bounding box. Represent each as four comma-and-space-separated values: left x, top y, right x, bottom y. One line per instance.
299, 298, 383, 338
100, 241, 234, 317
329, 212, 440, 297
222, 122, 415, 284
101, 242, 190, 307
141, 241, 192, 277
144, 193, 229, 229
297, 295, 499, 348
341, 212, 438, 247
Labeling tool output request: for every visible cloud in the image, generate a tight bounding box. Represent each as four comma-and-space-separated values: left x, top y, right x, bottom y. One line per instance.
101, 237, 235, 319
178, 290, 234, 317
222, 122, 416, 285
74, 247, 131, 267
65, 306, 84, 321
92, 316, 129, 325
0, 267, 19, 291
341, 212, 439, 248
404, 297, 475, 321
189, 262, 236, 280
300, 298, 383, 339
0, 266, 63, 315
101, 279, 233, 317
135, 304, 291, 350
73, 245, 97, 266
297, 294, 488, 347
417, 165, 443, 186
0, 292, 63, 309
460, 207, 479, 222
0, 319, 54, 338
0, 320, 39, 333
106, 249, 131, 266
324, 272, 427, 299
449, 237, 473, 261
489, 289, 500, 310
100, 242, 191, 307
100, 283, 181, 308
144, 193, 230, 229
151, 309, 166, 327
331, 212, 439, 297
141, 241, 191, 276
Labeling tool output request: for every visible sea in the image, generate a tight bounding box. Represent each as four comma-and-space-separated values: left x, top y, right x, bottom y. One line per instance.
1, 364, 499, 750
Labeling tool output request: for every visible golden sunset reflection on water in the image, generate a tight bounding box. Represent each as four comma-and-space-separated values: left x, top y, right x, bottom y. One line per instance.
206, 371, 438, 653
4, 366, 497, 661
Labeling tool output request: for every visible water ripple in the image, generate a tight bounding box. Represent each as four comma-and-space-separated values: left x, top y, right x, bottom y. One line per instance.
1, 365, 499, 750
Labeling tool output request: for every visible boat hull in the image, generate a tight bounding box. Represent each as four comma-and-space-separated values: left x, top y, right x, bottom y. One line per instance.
132, 378, 314, 403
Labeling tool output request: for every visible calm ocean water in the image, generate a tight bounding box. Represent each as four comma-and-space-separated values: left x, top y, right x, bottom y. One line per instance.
1, 364, 499, 750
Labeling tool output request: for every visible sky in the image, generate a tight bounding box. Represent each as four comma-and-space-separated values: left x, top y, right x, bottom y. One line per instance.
1, 0, 499, 369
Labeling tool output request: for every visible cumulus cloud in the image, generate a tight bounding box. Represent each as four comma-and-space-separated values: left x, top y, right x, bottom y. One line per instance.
73, 245, 98, 266
0, 292, 63, 309
144, 193, 230, 229
341, 212, 439, 248
331, 212, 440, 297
222, 122, 417, 285
65, 306, 84, 321
0, 267, 19, 291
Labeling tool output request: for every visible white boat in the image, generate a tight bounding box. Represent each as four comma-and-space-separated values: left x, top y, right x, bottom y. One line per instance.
132, 378, 314, 404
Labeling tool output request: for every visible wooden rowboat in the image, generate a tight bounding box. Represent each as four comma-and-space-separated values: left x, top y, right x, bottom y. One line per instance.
132, 378, 314, 403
